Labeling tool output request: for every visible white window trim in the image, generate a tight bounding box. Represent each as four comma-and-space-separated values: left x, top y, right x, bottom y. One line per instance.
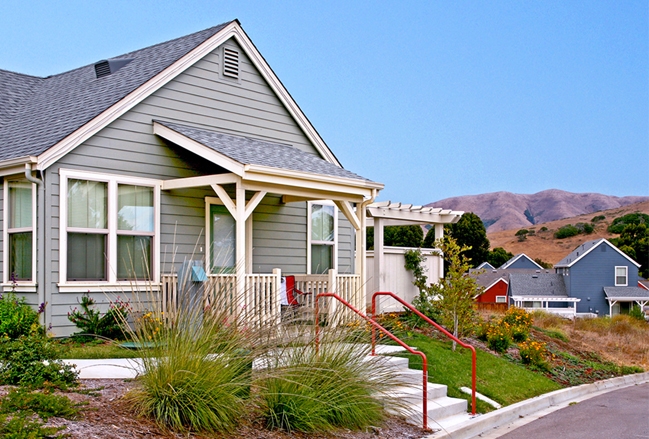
307, 201, 338, 275
205, 196, 253, 274
495, 296, 507, 303
2, 177, 37, 285
615, 266, 628, 286
58, 169, 161, 290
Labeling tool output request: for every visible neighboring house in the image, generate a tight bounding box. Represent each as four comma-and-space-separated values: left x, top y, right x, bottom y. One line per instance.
0, 21, 390, 335
476, 262, 495, 270
638, 279, 649, 291
471, 269, 510, 305
554, 239, 648, 317
508, 272, 580, 318
499, 254, 542, 270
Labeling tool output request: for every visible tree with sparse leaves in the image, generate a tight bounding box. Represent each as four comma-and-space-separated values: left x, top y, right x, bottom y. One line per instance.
410, 236, 484, 351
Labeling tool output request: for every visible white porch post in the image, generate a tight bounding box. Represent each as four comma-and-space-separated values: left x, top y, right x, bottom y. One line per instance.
235, 183, 246, 316
373, 217, 384, 311
435, 223, 444, 277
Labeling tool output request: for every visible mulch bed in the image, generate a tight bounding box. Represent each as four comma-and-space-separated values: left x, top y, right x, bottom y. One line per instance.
25, 380, 427, 439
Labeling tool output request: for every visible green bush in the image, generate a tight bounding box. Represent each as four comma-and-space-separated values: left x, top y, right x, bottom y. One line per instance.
486, 324, 511, 353
607, 213, 649, 234
68, 294, 130, 341
591, 215, 605, 223
629, 305, 646, 322
0, 413, 66, 438
0, 335, 78, 389
0, 388, 79, 420
518, 340, 549, 370
554, 224, 580, 239
0, 292, 43, 339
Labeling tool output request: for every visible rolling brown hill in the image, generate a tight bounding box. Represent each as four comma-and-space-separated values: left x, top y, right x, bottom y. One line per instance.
487, 200, 649, 265
430, 190, 648, 233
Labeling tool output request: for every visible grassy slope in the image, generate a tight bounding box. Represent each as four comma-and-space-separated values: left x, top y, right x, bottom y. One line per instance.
397, 333, 561, 413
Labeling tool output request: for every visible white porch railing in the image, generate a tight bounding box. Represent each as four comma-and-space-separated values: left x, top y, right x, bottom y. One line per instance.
161, 269, 362, 326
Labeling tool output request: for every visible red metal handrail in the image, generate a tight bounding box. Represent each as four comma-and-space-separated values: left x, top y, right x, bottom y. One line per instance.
372, 292, 477, 415
314, 293, 431, 431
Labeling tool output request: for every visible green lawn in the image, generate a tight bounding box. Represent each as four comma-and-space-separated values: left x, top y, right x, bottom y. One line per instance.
57, 340, 141, 359
397, 333, 562, 413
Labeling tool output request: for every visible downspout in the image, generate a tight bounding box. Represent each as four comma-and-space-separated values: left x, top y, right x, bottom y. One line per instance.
24, 164, 46, 329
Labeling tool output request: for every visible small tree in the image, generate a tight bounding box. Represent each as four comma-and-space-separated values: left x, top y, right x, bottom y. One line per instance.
411, 237, 484, 350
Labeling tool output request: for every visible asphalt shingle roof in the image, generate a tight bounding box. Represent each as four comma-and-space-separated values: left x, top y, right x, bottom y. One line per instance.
555, 239, 603, 267
0, 22, 231, 162
603, 287, 649, 300
509, 273, 568, 298
155, 120, 370, 181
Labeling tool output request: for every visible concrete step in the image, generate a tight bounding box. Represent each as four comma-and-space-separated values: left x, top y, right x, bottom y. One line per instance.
408, 396, 469, 425
389, 383, 449, 403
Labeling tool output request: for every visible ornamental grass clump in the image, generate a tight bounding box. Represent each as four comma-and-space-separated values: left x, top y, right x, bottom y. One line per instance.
256, 326, 407, 433
119, 285, 258, 433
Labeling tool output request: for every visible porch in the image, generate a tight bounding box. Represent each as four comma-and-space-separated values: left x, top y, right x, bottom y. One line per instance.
161, 269, 363, 326
510, 296, 581, 319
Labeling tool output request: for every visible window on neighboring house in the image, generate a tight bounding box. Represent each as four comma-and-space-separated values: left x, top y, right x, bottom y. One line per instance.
309, 202, 337, 274
615, 266, 628, 286
62, 171, 158, 283
6, 180, 34, 281
495, 296, 507, 303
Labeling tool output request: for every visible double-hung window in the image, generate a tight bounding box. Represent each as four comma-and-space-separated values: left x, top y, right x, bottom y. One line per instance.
60, 170, 159, 285
4, 179, 35, 282
308, 202, 337, 274
615, 266, 627, 286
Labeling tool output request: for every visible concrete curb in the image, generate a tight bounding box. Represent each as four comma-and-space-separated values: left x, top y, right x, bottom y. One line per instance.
424, 371, 649, 439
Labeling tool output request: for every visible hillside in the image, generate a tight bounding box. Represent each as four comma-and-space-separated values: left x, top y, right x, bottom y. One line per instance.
487, 200, 649, 265
430, 190, 648, 232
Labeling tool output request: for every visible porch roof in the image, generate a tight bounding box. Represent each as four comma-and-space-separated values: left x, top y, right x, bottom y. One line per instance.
365, 201, 464, 226
604, 287, 649, 301
154, 120, 382, 201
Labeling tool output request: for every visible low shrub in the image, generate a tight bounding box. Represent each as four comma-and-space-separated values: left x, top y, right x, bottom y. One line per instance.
542, 327, 570, 342
501, 307, 532, 342
68, 294, 130, 341
0, 335, 78, 389
518, 340, 549, 369
554, 224, 580, 239
0, 292, 44, 339
0, 388, 79, 420
591, 215, 605, 223
629, 305, 646, 322
485, 323, 511, 353
0, 412, 66, 438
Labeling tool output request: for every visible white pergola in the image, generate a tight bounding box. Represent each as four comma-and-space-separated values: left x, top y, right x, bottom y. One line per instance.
365, 201, 464, 295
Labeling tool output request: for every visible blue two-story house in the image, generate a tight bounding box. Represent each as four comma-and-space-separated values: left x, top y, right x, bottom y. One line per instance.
554, 239, 649, 316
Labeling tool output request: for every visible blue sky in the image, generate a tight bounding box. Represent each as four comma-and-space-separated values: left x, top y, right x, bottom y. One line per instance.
1, 1, 646, 204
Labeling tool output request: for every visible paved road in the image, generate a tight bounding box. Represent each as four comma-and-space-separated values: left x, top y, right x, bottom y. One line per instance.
495, 383, 649, 439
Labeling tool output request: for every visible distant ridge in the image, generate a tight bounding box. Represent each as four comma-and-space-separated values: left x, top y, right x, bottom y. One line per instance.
428, 189, 649, 232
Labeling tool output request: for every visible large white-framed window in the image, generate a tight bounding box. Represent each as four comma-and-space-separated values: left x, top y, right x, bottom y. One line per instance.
615, 266, 628, 286
3, 178, 36, 284
205, 197, 236, 274
59, 169, 160, 287
307, 201, 337, 275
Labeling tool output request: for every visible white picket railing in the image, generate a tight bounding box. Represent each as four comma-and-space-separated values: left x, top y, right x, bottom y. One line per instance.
161, 270, 362, 326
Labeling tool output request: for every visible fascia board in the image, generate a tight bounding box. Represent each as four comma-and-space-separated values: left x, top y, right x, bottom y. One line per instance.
244, 164, 383, 190
0, 156, 38, 175
243, 181, 364, 204
152, 122, 244, 176
36, 21, 241, 171
230, 27, 341, 167
161, 173, 239, 190
560, 239, 641, 268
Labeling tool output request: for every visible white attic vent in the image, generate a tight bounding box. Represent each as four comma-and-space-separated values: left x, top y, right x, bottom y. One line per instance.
223, 47, 239, 79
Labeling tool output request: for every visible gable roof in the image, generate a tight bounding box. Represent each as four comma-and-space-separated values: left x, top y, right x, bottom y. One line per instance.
499, 253, 542, 270
554, 239, 641, 268
476, 262, 495, 270
509, 273, 568, 298
0, 21, 343, 172
153, 120, 372, 182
